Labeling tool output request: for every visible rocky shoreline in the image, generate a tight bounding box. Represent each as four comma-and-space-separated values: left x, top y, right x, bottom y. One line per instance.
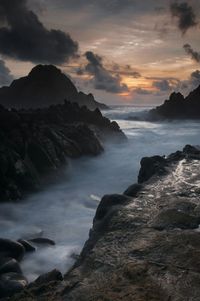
3, 144, 200, 300
0, 100, 125, 202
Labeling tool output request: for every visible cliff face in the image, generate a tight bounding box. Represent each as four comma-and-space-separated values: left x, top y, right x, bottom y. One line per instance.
150, 85, 200, 119
0, 101, 125, 202
0, 65, 108, 110
7, 145, 200, 301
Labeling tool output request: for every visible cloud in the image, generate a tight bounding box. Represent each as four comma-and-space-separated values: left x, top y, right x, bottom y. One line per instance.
190, 70, 200, 86
0, 0, 78, 64
153, 79, 171, 91
183, 44, 200, 63
170, 2, 198, 34
0, 59, 14, 87
78, 51, 129, 93
134, 88, 154, 95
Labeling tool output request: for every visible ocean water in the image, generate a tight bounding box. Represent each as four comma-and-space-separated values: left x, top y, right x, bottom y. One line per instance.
1, 105, 200, 281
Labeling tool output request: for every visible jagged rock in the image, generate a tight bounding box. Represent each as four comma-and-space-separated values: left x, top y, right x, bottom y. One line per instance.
0, 65, 108, 110
149, 84, 200, 119
0, 100, 125, 202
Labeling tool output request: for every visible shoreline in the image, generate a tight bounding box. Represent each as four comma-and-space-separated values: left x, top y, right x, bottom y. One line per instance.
6, 144, 200, 301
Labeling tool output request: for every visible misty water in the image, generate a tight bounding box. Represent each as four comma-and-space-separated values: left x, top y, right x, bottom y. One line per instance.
1, 106, 200, 281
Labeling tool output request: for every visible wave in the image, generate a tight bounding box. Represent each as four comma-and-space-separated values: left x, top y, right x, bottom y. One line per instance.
103, 108, 150, 121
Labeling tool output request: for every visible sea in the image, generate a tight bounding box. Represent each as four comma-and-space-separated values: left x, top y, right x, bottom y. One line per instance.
1, 105, 200, 281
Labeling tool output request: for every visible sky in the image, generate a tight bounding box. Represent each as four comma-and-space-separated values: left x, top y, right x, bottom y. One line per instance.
0, 0, 199, 105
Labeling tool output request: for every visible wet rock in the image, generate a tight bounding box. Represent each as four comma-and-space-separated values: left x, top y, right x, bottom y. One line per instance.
29, 237, 55, 246
0, 272, 27, 298
123, 183, 143, 197
18, 239, 36, 252
138, 155, 167, 183
152, 209, 200, 230
0, 239, 25, 261
94, 194, 130, 221
0, 259, 22, 275
31, 269, 63, 287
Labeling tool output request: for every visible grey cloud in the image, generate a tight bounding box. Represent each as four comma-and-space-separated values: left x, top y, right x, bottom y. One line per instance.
0, 0, 78, 64
183, 44, 200, 63
190, 70, 200, 86
134, 88, 153, 95
153, 79, 171, 91
170, 2, 198, 34
78, 51, 129, 93
0, 59, 14, 87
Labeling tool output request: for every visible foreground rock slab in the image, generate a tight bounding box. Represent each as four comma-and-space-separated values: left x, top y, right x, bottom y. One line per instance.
8, 145, 200, 301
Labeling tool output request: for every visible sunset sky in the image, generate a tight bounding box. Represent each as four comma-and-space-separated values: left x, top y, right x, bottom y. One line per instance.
0, 0, 200, 105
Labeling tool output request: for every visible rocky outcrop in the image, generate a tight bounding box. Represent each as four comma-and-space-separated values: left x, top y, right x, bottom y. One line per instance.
8, 145, 200, 301
0, 101, 125, 202
0, 65, 108, 110
150, 85, 200, 119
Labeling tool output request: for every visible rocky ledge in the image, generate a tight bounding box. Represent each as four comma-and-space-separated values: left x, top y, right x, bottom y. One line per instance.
6, 144, 200, 301
0, 100, 125, 202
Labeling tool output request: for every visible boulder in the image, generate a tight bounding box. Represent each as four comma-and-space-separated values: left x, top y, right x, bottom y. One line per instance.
17, 239, 36, 252
0, 272, 27, 298
138, 155, 167, 183
123, 183, 143, 197
0, 259, 22, 275
0, 239, 25, 261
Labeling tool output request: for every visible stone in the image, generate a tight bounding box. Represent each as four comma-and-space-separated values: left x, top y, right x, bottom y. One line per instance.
0, 239, 25, 261
0, 272, 27, 298
123, 183, 142, 197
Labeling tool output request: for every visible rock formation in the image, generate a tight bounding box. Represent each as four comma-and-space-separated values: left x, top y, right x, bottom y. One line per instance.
7, 145, 200, 301
0, 65, 108, 110
150, 84, 200, 119
0, 101, 125, 202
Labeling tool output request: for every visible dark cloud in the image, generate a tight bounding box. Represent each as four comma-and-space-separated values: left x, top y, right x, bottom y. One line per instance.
0, 59, 13, 87
0, 0, 78, 64
183, 44, 200, 63
170, 2, 198, 34
153, 79, 171, 91
78, 51, 129, 93
111, 64, 141, 78
190, 70, 200, 86
134, 88, 153, 95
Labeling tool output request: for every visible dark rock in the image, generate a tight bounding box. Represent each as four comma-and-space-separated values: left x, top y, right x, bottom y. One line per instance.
30, 269, 63, 287
123, 183, 143, 197
94, 194, 130, 221
0, 239, 25, 261
29, 237, 55, 246
0, 97, 125, 202
152, 209, 200, 230
138, 155, 167, 183
0, 272, 27, 298
0, 64, 108, 110
0, 259, 22, 275
17, 239, 36, 252
149, 84, 200, 120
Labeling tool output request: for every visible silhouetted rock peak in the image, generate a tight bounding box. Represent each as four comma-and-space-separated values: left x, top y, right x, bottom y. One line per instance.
150, 84, 200, 119
169, 92, 184, 102
0, 64, 108, 110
